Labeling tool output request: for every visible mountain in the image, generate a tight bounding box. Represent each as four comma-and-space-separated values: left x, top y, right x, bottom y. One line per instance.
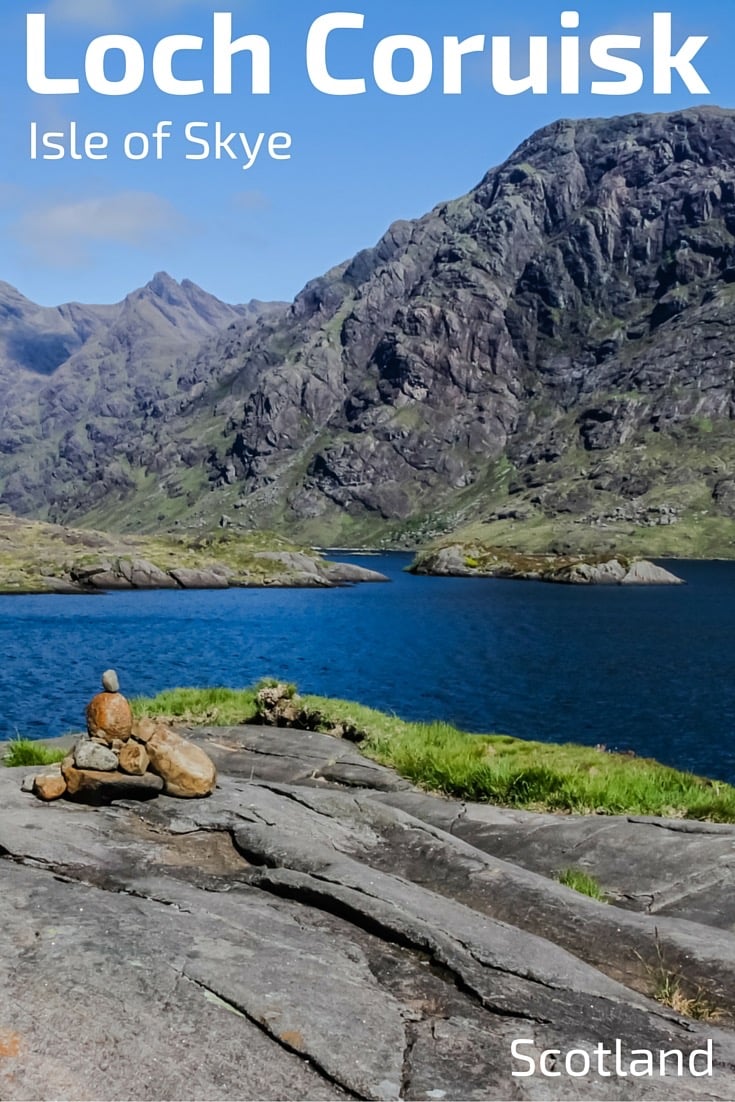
3, 107, 735, 555
0, 274, 285, 522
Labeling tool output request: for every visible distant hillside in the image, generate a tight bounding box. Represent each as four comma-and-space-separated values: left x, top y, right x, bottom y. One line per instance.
3, 107, 735, 557
0, 274, 285, 523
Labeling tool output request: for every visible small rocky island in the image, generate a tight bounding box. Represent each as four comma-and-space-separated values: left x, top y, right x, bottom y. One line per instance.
0, 513, 388, 594
412, 544, 684, 585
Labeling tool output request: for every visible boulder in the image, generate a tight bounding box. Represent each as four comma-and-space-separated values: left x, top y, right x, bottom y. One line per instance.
61, 756, 163, 803
132, 718, 158, 744
116, 558, 179, 590
563, 560, 627, 585
74, 741, 118, 772
145, 726, 217, 799
622, 560, 685, 585
82, 570, 133, 591
119, 741, 150, 777
86, 692, 133, 743
168, 567, 231, 589
321, 562, 390, 585
417, 545, 473, 576
33, 773, 67, 802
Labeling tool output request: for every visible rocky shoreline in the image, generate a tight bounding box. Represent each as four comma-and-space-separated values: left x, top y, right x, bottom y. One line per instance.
411, 544, 684, 585
59, 551, 388, 594
3, 722, 735, 1100
0, 514, 388, 594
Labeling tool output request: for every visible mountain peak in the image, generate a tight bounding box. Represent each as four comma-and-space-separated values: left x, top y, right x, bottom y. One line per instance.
144, 271, 183, 300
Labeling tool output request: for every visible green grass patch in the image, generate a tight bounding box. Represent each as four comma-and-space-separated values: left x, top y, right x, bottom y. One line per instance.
131, 685, 260, 727
556, 868, 606, 900
2, 739, 67, 768
133, 684, 735, 822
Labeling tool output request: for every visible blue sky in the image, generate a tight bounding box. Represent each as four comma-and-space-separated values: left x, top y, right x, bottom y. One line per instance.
2, 0, 732, 306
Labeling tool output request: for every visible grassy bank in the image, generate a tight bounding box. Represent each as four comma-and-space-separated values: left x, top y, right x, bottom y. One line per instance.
132, 685, 735, 822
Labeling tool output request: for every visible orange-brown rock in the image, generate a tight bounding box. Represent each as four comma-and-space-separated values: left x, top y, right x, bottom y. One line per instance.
132, 717, 157, 744
119, 741, 150, 777
86, 692, 133, 744
62, 755, 163, 803
146, 726, 217, 799
33, 773, 67, 801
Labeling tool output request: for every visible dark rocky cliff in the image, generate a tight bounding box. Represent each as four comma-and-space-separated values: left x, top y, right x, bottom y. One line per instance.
2, 108, 735, 552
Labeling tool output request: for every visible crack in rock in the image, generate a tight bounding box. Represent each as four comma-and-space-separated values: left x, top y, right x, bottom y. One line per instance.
182, 972, 363, 1100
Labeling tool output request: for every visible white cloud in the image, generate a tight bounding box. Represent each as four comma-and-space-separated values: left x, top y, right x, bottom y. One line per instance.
45, 0, 215, 28
14, 191, 188, 267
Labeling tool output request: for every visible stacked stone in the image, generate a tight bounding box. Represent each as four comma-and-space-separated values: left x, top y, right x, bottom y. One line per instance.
31, 671, 216, 803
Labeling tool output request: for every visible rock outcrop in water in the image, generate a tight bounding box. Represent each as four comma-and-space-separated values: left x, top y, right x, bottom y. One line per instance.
4, 724, 735, 1100
411, 546, 684, 584
0, 513, 389, 593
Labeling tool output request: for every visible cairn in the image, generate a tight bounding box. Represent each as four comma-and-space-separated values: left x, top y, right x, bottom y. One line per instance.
28, 671, 216, 803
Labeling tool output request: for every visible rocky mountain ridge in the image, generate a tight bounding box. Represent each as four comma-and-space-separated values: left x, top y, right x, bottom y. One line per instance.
0, 273, 285, 523
2, 107, 735, 555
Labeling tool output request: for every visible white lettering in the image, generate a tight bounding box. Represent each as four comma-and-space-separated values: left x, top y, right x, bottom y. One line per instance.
152, 35, 204, 95
540, 1049, 562, 1078
566, 1049, 591, 1078
653, 13, 709, 94
307, 12, 366, 95
29, 121, 109, 161
444, 36, 486, 95
591, 36, 643, 95
690, 1041, 714, 1078
510, 1040, 536, 1078
212, 13, 270, 94
268, 132, 292, 160
85, 35, 145, 96
560, 12, 581, 94
26, 15, 79, 94
373, 35, 433, 96
184, 122, 292, 170
492, 36, 548, 95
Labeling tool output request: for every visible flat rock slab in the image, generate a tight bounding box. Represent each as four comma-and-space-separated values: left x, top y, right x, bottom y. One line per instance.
3, 727, 735, 1100
374, 790, 735, 929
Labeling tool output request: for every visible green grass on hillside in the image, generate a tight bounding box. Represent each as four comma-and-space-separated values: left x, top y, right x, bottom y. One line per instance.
132, 685, 735, 822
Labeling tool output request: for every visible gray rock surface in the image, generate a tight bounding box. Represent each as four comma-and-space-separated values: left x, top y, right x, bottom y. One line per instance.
73, 741, 119, 772
168, 566, 232, 589
622, 561, 685, 585
3, 725, 735, 1100
321, 561, 391, 584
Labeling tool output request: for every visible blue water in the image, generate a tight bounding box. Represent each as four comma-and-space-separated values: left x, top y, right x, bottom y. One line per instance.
1, 554, 734, 782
